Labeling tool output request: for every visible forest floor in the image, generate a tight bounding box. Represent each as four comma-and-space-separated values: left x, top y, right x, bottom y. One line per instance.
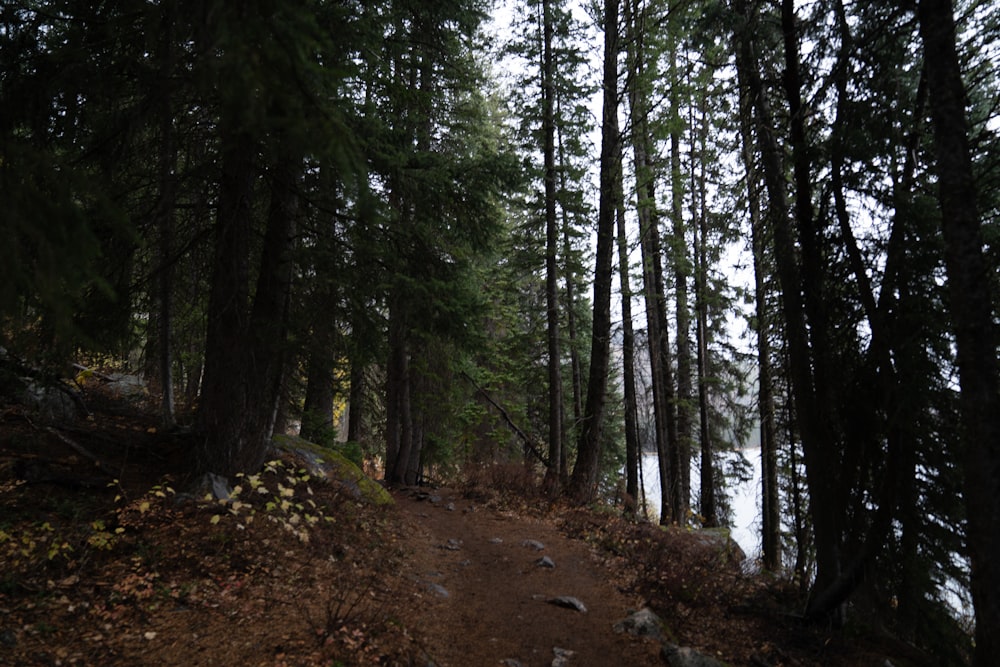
0, 385, 928, 666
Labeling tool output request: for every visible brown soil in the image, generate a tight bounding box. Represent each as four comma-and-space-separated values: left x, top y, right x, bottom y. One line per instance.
394, 487, 661, 666
0, 386, 929, 667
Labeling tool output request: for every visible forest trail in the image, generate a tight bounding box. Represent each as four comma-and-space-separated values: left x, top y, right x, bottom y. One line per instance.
394, 488, 663, 667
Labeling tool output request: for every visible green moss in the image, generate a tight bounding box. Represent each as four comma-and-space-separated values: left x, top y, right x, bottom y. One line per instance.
272, 434, 393, 507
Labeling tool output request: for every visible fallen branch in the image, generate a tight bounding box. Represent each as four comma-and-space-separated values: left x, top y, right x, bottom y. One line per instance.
45, 427, 116, 478
460, 371, 549, 468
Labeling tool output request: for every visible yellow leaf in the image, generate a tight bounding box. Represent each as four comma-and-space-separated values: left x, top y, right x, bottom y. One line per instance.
210, 515, 221, 525
138, 501, 150, 514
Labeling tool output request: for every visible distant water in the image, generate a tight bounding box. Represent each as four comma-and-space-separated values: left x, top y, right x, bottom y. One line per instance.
633, 449, 763, 561
630, 452, 971, 617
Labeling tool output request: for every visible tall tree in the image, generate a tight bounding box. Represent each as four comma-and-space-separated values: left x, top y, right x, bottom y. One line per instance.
667, 16, 694, 523
616, 165, 641, 509
917, 0, 1000, 661
569, 0, 620, 501
541, 0, 565, 489
624, 0, 680, 524
736, 54, 781, 569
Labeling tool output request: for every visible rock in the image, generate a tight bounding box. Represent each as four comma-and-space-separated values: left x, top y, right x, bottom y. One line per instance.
425, 582, 450, 598
24, 380, 80, 423
536, 556, 556, 568
690, 527, 746, 565
501, 660, 525, 667
613, 607, 666, 641
547, 596, 587, 613
272, 434, 393, 506
489, 537, 503, 544
661, 643, 725, 667
443, 539, 461, 551
445, 502, 456, 511
552, 647, 575, 666
104, 373, 147, 399
191, 472, 233, 501
522, 539, 545, 551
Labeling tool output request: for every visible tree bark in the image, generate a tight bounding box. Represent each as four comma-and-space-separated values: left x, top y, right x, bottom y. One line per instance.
917, 1, 1000, 662
385, 291, 411, 485
733, 0, 840, 602
691, 100, 716, 528
616, 163, 641, 510
542, 0, 565, 490
154, 0, 177, 431
568, 0, 619, 502
625, 0, 679, 524
669, 31, 693, 523
198, 120, 255, 477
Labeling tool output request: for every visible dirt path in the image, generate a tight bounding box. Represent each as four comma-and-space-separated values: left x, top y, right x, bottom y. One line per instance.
395, 488, 662, 667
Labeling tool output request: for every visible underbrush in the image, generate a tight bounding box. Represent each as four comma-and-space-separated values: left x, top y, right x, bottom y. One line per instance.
460, 461, 547, 506
0, 446, 418, 666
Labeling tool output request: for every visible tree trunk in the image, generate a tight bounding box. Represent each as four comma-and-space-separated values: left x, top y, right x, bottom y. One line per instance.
568, 0, 619, 502
385, 291, 411, 485
917, 1, 1000, 662
301, 343, 336, 444
198, 120, 255, 477
736, 49, 780, 567
625, 0, 679, 524
558, 113, 584, 472
154, 0, 177, 430
669, 33, 693, 522
347, 355, 365, 444
692, 102, 716, 528
542, 0, 564, 490
616, 163, 641, 511
734, 0, 841, 606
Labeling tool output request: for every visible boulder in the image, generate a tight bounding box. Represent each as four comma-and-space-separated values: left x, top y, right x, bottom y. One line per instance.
24, 381, 80, 423
272, 434, 393, 506
613, 608, 667, 641
689, 527, 746, 565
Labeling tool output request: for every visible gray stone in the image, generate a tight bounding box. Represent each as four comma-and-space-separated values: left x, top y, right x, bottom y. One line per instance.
613, 607, 665, 641
501, 660, 525, 667
445, 502, 456, 511
489, 537, 503, 544
425, 583, 449, 598
191, 472, 233, 502
24, 381, 80, 423
536, 556, 556, 568
661, 643, 725, 667
547, 596, 587, 613
444, 539, 462, 551
521, 539, 545, 551
552, 647, 575, 666
104, 373, 147, 399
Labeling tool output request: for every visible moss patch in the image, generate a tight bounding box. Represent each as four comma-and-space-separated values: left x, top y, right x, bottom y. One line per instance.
272, 434, 393, 507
